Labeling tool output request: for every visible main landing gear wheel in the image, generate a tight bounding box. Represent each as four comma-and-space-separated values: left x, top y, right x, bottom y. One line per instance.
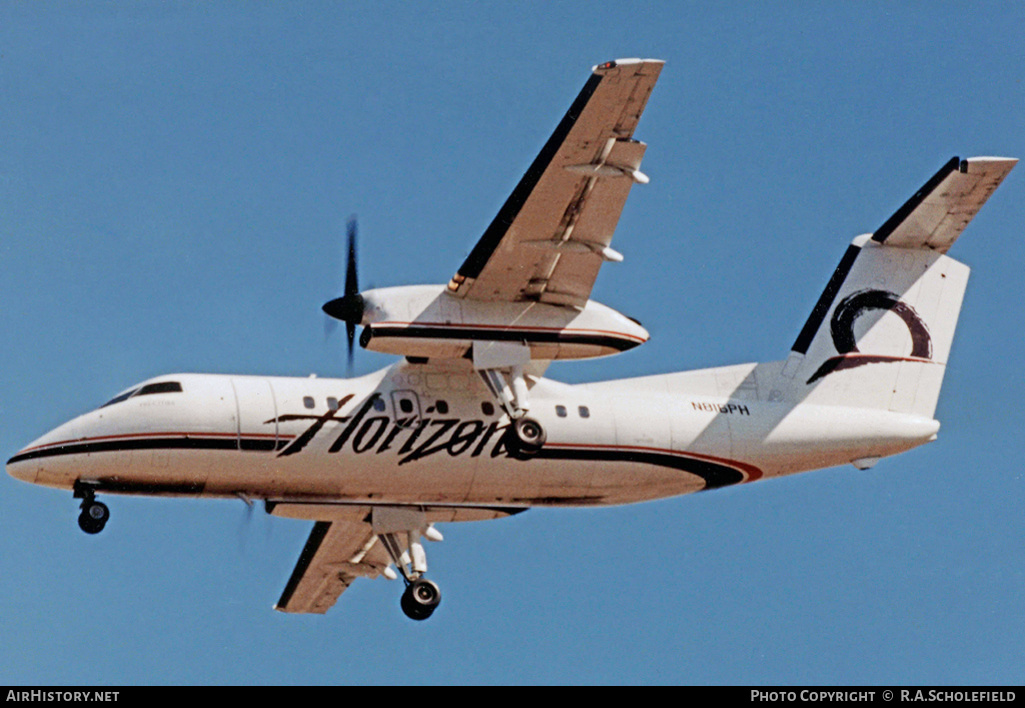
78, 500, 109, 535
505, 416, 546, 459
400, 578, 442, 621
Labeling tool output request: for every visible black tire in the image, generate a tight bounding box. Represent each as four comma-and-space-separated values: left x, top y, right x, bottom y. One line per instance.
400, 578, 441, 621
78, 501, 109, 534
78, 512, 102, 534
505, 417, 546, 459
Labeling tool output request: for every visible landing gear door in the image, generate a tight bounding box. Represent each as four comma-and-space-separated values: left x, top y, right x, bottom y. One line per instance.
390, 390, 421, 428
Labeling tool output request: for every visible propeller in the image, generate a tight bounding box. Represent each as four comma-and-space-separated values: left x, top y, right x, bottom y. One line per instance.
323, 216, 366, 371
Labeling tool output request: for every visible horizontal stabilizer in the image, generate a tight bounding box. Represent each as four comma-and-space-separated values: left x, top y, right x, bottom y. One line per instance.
872, 156, 1017, 252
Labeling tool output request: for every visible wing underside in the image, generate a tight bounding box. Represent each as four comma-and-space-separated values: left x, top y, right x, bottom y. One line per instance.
447, 59, 664, 308
274, 518, 386, 614
271, 503, 524, 614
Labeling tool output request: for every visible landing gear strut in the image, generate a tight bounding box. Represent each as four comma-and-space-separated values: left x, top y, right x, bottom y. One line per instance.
472, 342, 547, 460
74, 482, 109, 534
372, 507, 443, 621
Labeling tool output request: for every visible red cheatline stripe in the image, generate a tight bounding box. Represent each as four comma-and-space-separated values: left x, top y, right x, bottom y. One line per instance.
545, 441, 763, 482
18, 431, 295, 455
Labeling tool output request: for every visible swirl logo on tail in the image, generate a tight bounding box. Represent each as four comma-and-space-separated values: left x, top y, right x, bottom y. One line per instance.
806, 289, 933, 384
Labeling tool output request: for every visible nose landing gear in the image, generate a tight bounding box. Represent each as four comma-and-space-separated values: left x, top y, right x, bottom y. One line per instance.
74, 482, 109, 534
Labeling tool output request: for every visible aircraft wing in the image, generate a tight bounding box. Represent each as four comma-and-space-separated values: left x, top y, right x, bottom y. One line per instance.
872, 156, 1017, 252
274, 517, 390, 614
270, 502, 525, 614
446, 59, 663, 308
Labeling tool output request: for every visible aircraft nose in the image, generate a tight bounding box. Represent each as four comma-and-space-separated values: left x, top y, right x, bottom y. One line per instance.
7, 448, 38, 483
7, 418, 82, 486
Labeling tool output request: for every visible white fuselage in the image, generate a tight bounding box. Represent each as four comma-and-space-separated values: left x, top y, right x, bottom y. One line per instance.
7, 362, 940, 508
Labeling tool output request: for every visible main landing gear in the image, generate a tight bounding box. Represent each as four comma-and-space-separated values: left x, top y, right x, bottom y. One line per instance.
473, 341, 547, 460
504, 415, 547, 459
373, 507, 443, 621
74, 482, 109, 534
400, 578, 442, 621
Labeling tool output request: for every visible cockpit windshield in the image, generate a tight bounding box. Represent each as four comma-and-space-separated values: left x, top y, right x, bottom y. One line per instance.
101, 381, 183, 408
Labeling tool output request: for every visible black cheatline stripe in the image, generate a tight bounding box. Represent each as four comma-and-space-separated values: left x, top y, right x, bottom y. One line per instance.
535, 447, 745, 490
276, 521, 333, 610
7, 435, 279, 464
240, 439, 279, 452
456, 72, 605, 280
872, 156, 961, 244
90, 480, 205, 495
368, 325, 640, 352
791, 243, 862, 355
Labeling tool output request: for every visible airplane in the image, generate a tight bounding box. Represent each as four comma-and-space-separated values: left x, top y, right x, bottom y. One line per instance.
6, 58, 1017, 621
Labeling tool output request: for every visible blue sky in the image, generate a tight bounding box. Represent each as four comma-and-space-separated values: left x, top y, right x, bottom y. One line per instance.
2, 2, 1023, 685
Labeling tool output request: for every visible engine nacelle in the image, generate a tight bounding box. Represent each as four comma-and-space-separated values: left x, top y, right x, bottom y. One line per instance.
346, 285, 648, 361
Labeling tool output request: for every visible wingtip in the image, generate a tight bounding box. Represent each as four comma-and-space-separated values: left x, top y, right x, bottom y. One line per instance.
964, 155, 1018, 164
592, 58, 665, 73
961, 156, 1019, 175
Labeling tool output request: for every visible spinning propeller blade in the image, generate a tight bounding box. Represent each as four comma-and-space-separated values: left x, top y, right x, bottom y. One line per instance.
323, 216, 365, 373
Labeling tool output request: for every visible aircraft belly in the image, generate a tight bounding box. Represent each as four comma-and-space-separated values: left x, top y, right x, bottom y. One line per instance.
90, 448, 211, 496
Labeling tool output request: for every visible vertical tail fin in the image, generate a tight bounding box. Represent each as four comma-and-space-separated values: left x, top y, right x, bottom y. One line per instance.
784, 236, 968, 417
780, 156, 1016, 417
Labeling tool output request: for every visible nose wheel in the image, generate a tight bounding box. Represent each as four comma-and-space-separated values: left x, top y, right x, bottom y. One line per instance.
78, 499, 109, 534
74, 483, 109, 534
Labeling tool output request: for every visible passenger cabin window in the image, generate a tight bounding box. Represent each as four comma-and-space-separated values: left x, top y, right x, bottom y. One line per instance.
373, 398, 387, 412
481, 401, 495, 416
303, 396, 315, 409
556, 405, 567, 418
578, 406, 590, 419
435, 400, 449, 414
399, 399, 414, 414
327, 397, 339, 411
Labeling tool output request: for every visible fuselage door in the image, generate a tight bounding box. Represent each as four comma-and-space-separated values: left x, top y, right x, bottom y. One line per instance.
231, 377, 279, 452
390, 390, 422, 428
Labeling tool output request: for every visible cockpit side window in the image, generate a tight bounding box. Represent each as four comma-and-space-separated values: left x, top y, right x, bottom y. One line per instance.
101, 388, 140, 408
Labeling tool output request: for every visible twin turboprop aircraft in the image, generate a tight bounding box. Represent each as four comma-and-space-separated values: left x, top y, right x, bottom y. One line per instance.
7, 59, 1016, 620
